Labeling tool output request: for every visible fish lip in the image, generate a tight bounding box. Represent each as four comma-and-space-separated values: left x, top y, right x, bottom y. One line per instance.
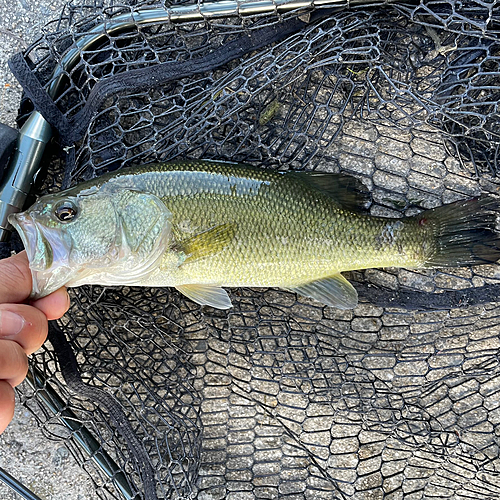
8, 211, 74, 299
8, 212, 43, 268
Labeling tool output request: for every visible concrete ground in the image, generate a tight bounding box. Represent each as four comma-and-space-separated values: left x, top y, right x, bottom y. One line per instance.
0, 2, 95, 499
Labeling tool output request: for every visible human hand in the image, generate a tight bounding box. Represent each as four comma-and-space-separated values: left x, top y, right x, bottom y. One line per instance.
0, 251, 70, 434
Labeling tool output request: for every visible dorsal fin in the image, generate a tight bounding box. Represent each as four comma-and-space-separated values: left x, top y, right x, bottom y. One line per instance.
290, 171, 371, 212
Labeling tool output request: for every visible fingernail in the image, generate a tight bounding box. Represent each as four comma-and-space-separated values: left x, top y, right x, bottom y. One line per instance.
0, 310, 25, 336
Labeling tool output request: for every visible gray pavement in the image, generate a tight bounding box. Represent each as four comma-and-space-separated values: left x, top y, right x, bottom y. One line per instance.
0, 1, 95, 499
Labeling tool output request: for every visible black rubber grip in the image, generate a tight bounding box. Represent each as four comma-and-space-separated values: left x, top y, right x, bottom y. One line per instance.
0, 122, 18, 183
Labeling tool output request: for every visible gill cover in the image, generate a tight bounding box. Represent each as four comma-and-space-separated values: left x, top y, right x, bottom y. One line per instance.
9, 186, 172, 298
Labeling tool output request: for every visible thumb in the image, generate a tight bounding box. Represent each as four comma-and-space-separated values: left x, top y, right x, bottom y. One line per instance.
0, 252, 33, 304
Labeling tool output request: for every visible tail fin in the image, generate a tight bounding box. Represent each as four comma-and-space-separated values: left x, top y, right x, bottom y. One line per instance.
419, 197, 500, 267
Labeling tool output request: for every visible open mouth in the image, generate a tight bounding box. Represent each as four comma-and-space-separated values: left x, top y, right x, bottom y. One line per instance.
8, 211, 73, 299
9, 212, 52, 271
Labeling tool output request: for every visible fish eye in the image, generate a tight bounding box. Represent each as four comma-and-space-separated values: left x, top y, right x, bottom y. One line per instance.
54, 201, 78, 222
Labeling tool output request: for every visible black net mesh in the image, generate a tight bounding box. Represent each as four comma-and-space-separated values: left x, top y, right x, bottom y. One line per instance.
9, 0, 500, 499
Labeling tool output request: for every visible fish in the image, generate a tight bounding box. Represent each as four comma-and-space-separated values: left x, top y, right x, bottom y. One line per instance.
8, 160, 500, 309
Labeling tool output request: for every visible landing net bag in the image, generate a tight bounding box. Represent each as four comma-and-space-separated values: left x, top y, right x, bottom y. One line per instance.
6, 0, 500, 498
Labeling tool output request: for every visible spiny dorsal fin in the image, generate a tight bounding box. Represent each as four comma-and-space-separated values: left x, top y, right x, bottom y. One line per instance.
289, 274, 358, 309
290, 171, 371, 212
178, 222, 237, 264
176, 284, 232, 309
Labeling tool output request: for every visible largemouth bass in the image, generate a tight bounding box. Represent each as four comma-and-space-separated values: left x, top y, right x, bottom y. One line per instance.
8, 160, 500, 309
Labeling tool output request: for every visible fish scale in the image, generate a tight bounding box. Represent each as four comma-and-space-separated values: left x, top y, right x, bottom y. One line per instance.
9, 160, 500, 309
145, 162, 407, 286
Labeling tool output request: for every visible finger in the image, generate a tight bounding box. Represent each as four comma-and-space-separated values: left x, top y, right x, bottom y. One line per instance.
31, 287, 70, 320
0, 339, 28, 387
0, 381, 15, 434
0, 304, 48, 355
0, 251, 33, 304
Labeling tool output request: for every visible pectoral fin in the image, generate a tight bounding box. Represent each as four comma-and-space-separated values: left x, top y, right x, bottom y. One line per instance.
289, 274, 358, 309
179, 223, 237, 264
176, 284, 232, 309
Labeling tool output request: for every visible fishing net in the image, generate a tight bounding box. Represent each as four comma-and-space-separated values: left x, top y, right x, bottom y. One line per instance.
4, 0, 500, 498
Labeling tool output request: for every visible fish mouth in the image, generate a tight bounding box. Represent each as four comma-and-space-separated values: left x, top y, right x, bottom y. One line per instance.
9, 212, 52, 270
8, 211, 75, 299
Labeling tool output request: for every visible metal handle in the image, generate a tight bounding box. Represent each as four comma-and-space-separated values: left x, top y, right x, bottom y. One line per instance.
0, 113, 52, 241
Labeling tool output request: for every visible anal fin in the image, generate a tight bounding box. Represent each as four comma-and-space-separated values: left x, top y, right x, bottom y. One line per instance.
289, 274, 358, 309
176, 284, 232, 309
